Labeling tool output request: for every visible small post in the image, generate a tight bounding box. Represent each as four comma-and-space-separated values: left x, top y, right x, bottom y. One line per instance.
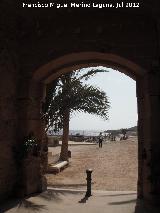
85, 169, 93, 197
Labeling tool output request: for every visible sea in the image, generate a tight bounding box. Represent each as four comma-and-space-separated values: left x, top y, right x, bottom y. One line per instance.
48, 129, 104, 136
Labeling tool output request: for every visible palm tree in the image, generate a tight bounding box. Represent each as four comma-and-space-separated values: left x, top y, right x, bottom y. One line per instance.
43, 68, 110, 161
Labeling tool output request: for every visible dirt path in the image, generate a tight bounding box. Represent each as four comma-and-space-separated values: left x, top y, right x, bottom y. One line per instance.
46, 138, 138, 191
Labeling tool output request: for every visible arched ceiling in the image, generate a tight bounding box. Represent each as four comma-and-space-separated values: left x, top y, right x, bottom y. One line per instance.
33, 52, 147, 83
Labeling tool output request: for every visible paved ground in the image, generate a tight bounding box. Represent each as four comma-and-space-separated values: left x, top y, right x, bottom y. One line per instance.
2, 188, 160, 213
47, 138, 138, 190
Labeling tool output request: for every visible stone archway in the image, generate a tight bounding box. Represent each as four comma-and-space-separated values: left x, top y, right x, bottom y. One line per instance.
29, 51, 158, 204
1, 1, 160, 209
33, 52, 146, 83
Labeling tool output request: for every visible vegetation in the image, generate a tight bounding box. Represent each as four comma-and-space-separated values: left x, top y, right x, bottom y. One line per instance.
43, 68, 110, 160
13, 132, 39, 167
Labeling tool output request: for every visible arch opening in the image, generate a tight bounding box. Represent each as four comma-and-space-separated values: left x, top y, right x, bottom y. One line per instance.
44, 64, 138, 195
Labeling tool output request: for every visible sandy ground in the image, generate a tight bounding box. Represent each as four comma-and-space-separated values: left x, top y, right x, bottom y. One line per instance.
46, 137, 138, 191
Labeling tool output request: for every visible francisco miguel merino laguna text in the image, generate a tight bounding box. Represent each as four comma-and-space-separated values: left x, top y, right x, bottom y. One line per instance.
22, 2, 140, 9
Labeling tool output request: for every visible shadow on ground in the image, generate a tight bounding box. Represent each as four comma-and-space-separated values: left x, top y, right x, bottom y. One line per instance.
100, 192, 137, 197
0, 189, 83, 213
109, 199, 137, 205
0, 198, 47, 213
78, 195, 92, 204
1, 189, 160, 213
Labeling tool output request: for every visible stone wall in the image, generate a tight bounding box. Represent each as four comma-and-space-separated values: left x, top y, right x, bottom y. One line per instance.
0, 36, 18, 201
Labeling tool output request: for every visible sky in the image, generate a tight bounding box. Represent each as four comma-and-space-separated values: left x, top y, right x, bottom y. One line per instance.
70, 67, 138, 131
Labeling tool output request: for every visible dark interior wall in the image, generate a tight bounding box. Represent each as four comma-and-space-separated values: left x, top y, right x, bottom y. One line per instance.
0, 29, 18, 202
0, 1, 20, 201
19, 6, 157, 74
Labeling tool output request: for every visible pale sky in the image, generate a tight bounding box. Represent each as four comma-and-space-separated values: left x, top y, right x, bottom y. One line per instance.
70, 67, 138, 131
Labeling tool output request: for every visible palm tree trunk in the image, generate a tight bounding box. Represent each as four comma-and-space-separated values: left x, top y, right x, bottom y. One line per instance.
60, 108, 70, 161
